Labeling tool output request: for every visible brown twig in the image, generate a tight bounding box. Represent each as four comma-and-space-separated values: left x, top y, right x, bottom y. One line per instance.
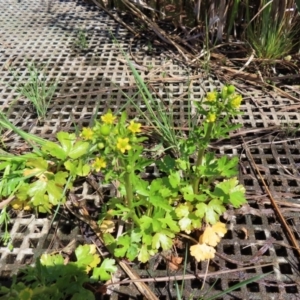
105, 263, 274, 286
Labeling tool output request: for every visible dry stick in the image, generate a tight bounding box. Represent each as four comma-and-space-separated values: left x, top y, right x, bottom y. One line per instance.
105, 263, 274, 286
89, 0, 137, 35
120, 0, 194, 61
0, 195, 15, 209
243, 139, 300, 257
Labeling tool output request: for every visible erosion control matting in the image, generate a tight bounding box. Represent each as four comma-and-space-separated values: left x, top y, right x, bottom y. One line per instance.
1, 0, 300, 299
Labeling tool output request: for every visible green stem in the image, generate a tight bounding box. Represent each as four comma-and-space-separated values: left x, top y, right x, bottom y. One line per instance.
123, 170, 141, 226
192, 122, 214, 194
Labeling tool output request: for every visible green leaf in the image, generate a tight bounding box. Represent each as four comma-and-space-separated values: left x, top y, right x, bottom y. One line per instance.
195, 203, 207, 219
138, 244, 151, 263
75, 245, 100, 271
157, 155, 176, 174
40, 253, 64, 266
205, 199, 226, 224
54, 171, 68, 185
213, 177, 246, 207
148, 195, 172, 212
114, 235, 130, 258
131, 229, 142, 244
64, 160, 77, 176
42, 141, 67, 160
178, 217, 192, 233
175, 158, 189, 171
26, 157, 48, 171
68, 141, 89, 159
217, 156, 238, 177
46, 181, 64, 205
168, 171, 181, 188
140, 216, 153, 231
91, 258, 117, 281
175, 203, 192, 218
56, 132, 74, 153
152, 230, 174, 250
126, 243, 139, 261
158, 212, 180, 232
71, 291, 94, 300
180, 184, 195, 201
27, 180, 47, 197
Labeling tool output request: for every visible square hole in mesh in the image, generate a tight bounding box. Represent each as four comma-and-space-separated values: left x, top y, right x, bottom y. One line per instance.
254, 231, 266, 240
236, 216, 246, 224
21, 255, 33, 265
154, 281, 166, 288
225, 261, 237, 269
16, 224, 28, 233
6, 254, 17, 264
247, 282, 259, 292
266, 158, 276, 164
29, 239, 39, 248
208, 278, 222, 290
223, 244, 234, 255
244, 178, 254, 185
251, 216, 263, 225
191, 278, 203, 289
240, 246, 252, 255
265, 282, 279, 293
274, 245, 288, 256
223, 230, 233, 239
262, 265, 273, 273
279, 263, 293, 274
12, 239, 23, 248
246, 265, 256, 273
285, 285, 298, 293
267, 216, 276, 224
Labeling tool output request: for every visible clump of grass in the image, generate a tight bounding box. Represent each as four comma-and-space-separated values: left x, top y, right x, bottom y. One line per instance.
18, 63, 57, 120
244, 0, 299, 59
74, 28, 88, 50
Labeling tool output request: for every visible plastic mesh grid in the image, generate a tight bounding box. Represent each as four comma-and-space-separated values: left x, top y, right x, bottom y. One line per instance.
1, 0, 300, 299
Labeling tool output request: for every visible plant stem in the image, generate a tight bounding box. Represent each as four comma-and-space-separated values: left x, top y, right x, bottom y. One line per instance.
192, 122, 214, 194
123, 171, 141, 226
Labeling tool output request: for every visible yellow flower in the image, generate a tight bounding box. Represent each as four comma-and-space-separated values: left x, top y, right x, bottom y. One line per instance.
117, 138, 131, 153
101, 112, 116, 124
206, 112, 216, 123
128, 121, 142, 134
92, 157, 106, 172
81, 127, 94, 140
230, 94, 242, 109
206, 92, 217, 102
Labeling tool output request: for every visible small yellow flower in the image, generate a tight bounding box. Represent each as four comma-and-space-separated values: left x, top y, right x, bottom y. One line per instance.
128, 121, 142, 134
92, 157, 106, 172
206, 92, 217, 102
206, 112, 216, 123
101, 112, 116, 124
117, 138, 131, 153
230, 95, 242, 109
81, 127, 94, 140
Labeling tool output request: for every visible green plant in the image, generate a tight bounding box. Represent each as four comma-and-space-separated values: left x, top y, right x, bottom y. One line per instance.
1, 85, 246, 263
77, 84, 245, 263
0, 121, 91, 213
245, 0, 299, 59
0, 206, 12, 248
0, 244, 117, 300
17, 63, 57, 120
74, 29, 88, 50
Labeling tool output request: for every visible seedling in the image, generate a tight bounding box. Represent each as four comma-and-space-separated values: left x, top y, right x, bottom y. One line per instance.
17, 63, 57, 120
